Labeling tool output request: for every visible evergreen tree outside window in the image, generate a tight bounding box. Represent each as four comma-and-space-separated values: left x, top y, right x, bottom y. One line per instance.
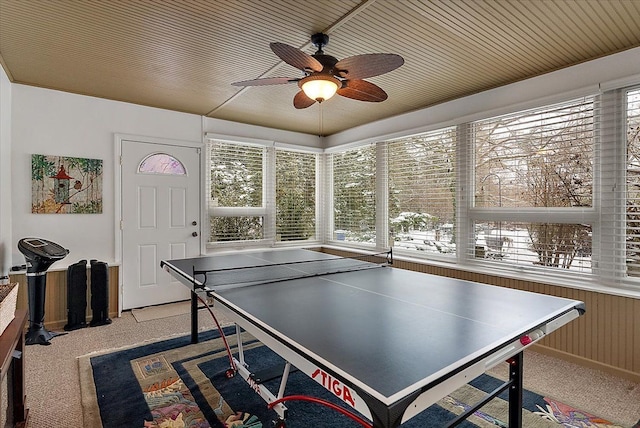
207, 140, 318, 245
276, 150, 316, 241
331, 145, 376, 244
209, 141, 264, 242
387, 127, 456, 256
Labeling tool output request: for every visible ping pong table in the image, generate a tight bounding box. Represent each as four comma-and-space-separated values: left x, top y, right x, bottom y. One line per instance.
161, 248, 585, 428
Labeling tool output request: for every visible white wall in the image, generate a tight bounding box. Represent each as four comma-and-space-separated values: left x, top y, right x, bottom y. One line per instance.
203, 116, 321, 148
324, 46, 640, 148
0, 66, 12, 276
10, 85, 202, 268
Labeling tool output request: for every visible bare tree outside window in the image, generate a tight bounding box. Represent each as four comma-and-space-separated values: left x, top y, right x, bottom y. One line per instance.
626, 89, 640, 276
474, 98, 594, 269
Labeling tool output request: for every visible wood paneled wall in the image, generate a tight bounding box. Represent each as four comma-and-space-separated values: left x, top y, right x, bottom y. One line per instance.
9, 265, 119, 330
320, 248, 640, 383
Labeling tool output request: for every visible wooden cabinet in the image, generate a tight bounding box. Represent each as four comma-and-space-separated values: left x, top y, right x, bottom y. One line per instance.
0, 309, 28, 427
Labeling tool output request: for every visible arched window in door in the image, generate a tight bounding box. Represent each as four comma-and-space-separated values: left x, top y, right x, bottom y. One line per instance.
138, 153, 187, 175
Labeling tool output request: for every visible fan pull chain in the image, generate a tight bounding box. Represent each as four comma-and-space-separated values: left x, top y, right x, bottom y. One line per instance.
318, 102, 324, 137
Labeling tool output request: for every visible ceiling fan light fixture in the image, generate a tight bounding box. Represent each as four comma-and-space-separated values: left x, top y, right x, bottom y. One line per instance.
299, 75, 341, 102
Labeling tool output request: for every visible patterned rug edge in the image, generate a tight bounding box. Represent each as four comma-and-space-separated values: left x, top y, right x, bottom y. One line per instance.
80, 331, 629, 428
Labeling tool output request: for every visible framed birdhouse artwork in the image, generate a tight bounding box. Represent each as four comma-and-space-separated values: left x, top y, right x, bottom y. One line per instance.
31, 154, 103, 214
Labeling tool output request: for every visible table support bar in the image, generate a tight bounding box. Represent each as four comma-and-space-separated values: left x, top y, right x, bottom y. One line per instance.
445, 351, 523, 428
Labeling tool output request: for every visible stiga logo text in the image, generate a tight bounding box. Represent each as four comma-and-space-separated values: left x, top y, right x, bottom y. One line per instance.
311, 369, 355, 407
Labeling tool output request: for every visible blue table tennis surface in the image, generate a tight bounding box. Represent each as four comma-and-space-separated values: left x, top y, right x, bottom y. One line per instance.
161, 248, 585, 406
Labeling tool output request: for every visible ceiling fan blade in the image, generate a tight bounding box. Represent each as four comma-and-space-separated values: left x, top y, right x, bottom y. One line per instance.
337, 79, 388, 102
270, 42, 323, 72
293, 91, 316, 109
231, 77, 300, 87
335, 53, 404, 80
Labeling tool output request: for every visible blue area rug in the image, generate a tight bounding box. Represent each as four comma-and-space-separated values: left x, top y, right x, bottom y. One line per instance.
81, 327, 623, 427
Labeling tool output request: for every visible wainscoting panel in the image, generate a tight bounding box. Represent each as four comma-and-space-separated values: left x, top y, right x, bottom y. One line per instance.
320, 247, 640, 383
9, 265, 119, 330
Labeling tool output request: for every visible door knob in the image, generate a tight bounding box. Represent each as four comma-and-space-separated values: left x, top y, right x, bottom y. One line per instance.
192, 221, 197, 226
192, 232, 198, 237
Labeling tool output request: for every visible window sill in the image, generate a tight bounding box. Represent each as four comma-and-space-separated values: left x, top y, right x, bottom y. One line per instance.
205, 239, 323, 254
320, 244, 640, 300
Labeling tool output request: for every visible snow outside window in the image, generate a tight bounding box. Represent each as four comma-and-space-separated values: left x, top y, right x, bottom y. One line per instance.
330, 144, 376, 245
468, 96, 596, 274
208, 141, 266, 243
626, 88, 640, 277
207, 139, 319, 246
387, 127, 457, 257
276, 149, 317, 242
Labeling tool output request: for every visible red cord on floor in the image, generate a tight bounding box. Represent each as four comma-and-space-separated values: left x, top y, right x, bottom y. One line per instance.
268, 395, 372, 428
196, 294, 237, 372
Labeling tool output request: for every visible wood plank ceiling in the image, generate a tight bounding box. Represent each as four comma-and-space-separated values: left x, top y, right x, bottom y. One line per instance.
2, 0, 640, 136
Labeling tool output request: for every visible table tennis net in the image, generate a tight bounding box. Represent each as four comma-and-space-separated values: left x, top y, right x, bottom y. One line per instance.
192, 251, 391, 289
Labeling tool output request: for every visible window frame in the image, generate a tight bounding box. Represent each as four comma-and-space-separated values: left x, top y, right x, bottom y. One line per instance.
623, 87, 640, 284
463, 96, 600, 279
204, 84, 640, 293
326, 142, 378, 249
325, 89, 640, 292
207, 138, 270, 247
384, 127, 458, 261
274, 146, 320, 243
206, 136, 321, 249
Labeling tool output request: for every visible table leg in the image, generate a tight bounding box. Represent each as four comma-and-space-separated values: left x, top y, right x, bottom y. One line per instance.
508, 351, 524, 428
191, 291, 198, 344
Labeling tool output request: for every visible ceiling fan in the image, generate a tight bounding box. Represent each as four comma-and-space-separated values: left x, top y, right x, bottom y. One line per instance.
231, 33, 404, 109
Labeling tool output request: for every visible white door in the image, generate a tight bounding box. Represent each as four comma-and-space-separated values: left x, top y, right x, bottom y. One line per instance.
121, 140, 200, 309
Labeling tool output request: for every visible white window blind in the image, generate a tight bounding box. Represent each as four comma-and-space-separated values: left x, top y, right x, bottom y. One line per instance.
473, 221, 592, 272
387, 127, 457, 256
209, 141, 265, 242
474, 98, 594, 208
203, 85, 640, 289
331, 144, 376, 244
275, 149, 317, 241
467, 96, 597, 274
626, 88, 640, 277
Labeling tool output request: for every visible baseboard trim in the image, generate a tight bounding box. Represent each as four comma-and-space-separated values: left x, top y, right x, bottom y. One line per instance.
531, 344, 640, 384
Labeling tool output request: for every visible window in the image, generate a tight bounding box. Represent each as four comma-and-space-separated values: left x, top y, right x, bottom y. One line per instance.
207, 139, 319, 245
474, 221, 592, 272
276, 149, 316, 241
138, 153, 186, 175
331, 144, 376, 244
626, 88, 640, 277
387, 127, 457, 256
474, 98, 594, 208
208, 84, 640, 290
209, 141, 265, 242
469, 97, 596, 273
